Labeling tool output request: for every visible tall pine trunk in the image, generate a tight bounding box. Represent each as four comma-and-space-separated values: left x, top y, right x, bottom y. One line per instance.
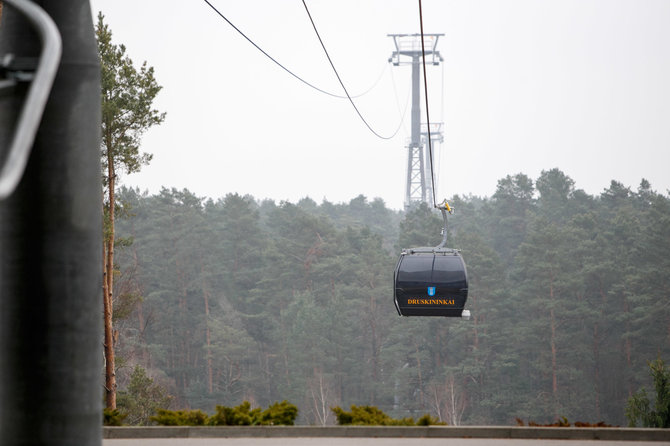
103, 159, 117, 408
549, 278, 558, 419
200, 263, 213, 394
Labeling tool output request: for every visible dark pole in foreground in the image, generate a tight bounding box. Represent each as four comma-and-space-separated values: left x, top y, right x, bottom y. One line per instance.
0, 1, 102, 445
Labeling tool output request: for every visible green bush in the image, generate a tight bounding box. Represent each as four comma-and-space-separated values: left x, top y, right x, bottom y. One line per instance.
258, 400, 299, 425
416, 414, 446, 426
151, 409, 208, 426
515, 417, 614, 427
103, 407, 128, 426
207, 401, 261, 426
332, 405, 443, 426
207, 400, 298, 426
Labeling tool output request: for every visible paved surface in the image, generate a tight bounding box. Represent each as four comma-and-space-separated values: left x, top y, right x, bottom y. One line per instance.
104, 439, 668, 446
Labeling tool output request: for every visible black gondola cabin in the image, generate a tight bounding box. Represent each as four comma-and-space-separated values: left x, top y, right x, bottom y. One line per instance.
394, 248, 468, 317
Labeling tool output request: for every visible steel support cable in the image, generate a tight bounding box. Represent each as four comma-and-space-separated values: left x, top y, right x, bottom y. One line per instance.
389, 62, 411, 138
202, 0, 385, 100
301, 0, 403, 140
436, 61, 445, 190
350, 62, 389, 99
0, 0, 62, 200
418, 0, 438, 207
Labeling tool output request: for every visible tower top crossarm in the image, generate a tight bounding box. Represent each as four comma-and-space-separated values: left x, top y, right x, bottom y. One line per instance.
388, 33, 444, 65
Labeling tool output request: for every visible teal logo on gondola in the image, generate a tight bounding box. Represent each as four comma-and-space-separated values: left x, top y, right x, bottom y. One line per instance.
427, 286, 436, 296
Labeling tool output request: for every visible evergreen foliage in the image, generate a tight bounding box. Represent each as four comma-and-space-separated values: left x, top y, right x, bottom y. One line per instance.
332, 405, 444, 426
332, 405, 412, 426
111, 172, 670, 426
625, 358, 670, 427
416, 414, 445, 426
207, 402, 261, 426
257, 401, 299, 425
151, 409, 208, 426
150, 401, 298, 426
117, 365, 173, 425
103, 408, 127, 426
515, 417, 614, 427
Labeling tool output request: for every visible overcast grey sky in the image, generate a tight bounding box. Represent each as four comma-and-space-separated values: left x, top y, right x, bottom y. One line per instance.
90, 0, 670, 210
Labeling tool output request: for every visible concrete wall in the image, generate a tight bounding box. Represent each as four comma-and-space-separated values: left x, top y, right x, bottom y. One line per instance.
104, 426, 670, 442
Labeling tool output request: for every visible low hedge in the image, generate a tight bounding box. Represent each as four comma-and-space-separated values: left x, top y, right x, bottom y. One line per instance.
150, 400, 298, 426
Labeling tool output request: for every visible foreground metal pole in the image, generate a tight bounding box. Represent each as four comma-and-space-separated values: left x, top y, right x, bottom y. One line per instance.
0, 0, 102, 444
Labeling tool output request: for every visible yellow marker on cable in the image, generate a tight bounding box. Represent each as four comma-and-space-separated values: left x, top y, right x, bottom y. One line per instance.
437, 199, 452, 214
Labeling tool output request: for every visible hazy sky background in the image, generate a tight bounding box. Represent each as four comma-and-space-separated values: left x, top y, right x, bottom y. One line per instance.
89, 0, 670, 210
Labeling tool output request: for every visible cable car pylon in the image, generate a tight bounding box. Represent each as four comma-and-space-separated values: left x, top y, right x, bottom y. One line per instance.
388, 33, 444, 209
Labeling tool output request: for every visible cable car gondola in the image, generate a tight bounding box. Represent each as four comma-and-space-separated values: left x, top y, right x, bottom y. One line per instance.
394, 201, 470, 319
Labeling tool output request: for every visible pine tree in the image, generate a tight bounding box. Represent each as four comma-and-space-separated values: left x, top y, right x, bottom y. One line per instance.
97, 13, 165, 409
626, 358, 670, 427
117, 365, 173, 425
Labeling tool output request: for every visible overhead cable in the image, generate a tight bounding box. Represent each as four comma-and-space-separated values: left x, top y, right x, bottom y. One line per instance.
301, 0, 403, 140
418, 0, 438, 207
389, 64, 411, 138
202, 0, 385, 100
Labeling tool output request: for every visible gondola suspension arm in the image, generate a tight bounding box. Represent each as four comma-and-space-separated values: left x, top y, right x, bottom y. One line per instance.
435, 199, 453, 250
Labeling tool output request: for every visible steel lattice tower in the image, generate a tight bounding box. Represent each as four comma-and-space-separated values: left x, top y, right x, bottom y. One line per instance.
388, 34, 443, 209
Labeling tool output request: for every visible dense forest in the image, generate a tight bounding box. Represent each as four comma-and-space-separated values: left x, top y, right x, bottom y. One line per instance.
111, 168, 670, 426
